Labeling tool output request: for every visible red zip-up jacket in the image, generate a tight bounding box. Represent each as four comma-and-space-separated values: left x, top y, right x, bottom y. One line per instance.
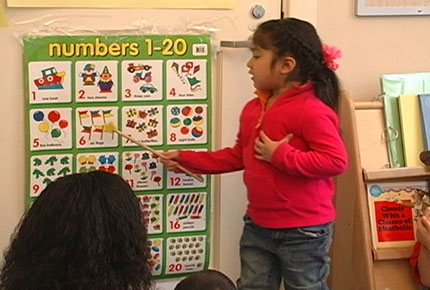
179, 82, 348, 228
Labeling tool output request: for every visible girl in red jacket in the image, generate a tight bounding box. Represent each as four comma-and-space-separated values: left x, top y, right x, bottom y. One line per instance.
162, 18, 348, 290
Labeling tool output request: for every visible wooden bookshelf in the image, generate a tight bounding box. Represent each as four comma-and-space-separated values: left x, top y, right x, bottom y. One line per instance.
328, 92, 422, 290
364, 166, 428, 264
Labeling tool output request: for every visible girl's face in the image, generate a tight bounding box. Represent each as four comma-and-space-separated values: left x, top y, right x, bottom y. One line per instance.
247, 45, 285, 92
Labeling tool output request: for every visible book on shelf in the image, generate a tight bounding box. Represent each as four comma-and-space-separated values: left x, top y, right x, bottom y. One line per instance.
419, 94, 430, 150
380, 72, 430, 167
397, 94, 424, 167
366, 180, 425, 250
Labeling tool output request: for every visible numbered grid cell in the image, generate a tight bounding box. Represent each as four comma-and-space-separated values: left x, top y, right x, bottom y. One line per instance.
75, 106, 118, 148
75, 60, 118, 102
138, 194, 163, 234
166, 104, 207, 145
121, 60, 163, 101
30, 108, 73, 151
166, 235, 206, 274
167, 148, 207, 189
148, 238, 163, 276
122, 105, 163, 146
75, 152, 119, 174
166, 59, 207, 100
28, 61, 72, 104
166, 192, 207, 233
30, 154, 73, 197
122, 150, 163, 191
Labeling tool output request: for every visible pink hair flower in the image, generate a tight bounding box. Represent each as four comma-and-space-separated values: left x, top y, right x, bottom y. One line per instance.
322, 44, 342, 71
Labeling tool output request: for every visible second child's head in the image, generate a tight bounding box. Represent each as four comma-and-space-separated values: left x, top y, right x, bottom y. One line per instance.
174, 269, 237, 290
248, 17, 340, 111
0, 171, 152, 290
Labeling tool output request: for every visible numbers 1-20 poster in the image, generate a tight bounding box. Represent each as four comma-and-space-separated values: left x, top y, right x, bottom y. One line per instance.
24, 34, 212, 279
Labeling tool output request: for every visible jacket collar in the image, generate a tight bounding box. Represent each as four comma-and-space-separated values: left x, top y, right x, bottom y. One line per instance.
255, 82, 314, 107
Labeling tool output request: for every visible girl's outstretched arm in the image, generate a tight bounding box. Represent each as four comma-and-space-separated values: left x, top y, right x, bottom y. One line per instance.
162, 102, 256, 174
161, 151, 181, 172
160, 133, 245, 175
177, 145, 244, 174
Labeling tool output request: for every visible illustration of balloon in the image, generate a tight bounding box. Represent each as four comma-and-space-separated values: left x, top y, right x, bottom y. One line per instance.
48, 110, 61, 123
59, 119, 68, 129
51, 128, 61, 138
33, 111, 44, 122
38, 122, 50, 133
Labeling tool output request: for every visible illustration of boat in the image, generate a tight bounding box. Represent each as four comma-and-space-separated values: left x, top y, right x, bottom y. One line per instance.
34, 67, 65, 90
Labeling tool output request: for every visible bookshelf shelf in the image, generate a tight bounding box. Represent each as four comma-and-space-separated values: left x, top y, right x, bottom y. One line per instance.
364, 166, 430, 181
372, 246, 414, 261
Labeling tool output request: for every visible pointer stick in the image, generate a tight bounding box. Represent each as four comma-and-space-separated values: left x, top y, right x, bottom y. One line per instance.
105, 123, 204, 183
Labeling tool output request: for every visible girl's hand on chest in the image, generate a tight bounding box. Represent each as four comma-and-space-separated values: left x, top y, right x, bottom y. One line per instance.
254, 130, 293, 162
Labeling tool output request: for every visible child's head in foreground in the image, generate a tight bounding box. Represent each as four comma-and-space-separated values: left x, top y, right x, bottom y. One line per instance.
174, 269, 237, 290
0, 171, 152, 290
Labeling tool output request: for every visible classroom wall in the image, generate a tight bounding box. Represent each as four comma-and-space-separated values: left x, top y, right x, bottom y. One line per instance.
314, 0, 430, 101
0, 28, 26, 253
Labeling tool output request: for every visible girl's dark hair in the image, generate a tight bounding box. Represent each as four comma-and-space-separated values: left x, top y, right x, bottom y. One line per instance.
174, 269, 237, 290
0, 171, 153, 290
252, 17, 341, 111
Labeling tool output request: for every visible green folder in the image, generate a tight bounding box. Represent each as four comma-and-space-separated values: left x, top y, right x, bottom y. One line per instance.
380, 72, 430, 167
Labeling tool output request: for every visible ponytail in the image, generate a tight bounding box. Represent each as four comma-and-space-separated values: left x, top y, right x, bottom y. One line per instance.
312, 65, 340, 112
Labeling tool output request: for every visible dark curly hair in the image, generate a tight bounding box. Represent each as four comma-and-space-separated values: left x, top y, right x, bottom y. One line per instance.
252, 17, 341, 111
0, 171, 153, 290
